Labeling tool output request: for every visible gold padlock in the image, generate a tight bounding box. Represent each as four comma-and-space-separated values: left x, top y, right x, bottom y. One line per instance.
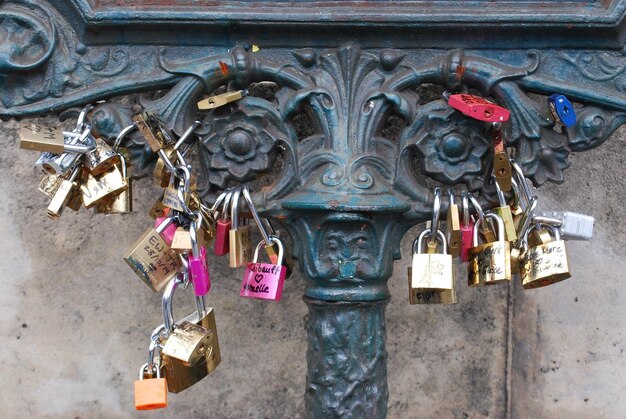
160, 279, 221, 394
47, 165, 82, 220
38, 173, 64, 198
123, 217, 182, 292
408, 229, 456, 304
521, 225, 571, 289
94, 154, 132, 214
468, 213, 511, 286
447, 191, 461, 258
20, 123, 65, 154
80, 164, 128, 208
153, 146, 176, 188
229, 188, 252, 268
170, 227, 193, 253
82, 138, 120, 176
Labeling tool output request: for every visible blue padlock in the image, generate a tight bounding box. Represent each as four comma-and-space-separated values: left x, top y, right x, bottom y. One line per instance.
548, 94, 576, 128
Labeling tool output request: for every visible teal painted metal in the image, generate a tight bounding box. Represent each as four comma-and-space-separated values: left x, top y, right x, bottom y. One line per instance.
3, 0, 626, 416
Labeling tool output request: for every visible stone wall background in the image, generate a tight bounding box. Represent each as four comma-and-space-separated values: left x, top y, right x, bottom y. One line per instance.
0, 119, 624, 418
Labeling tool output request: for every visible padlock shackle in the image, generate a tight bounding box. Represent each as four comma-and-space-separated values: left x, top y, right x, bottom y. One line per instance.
252, 235, 283, 264
428, 188, 442, 246
468, 194, 486, 227
230, 187, 242, 229
76, 103, 94, 132
63, 124, 97, 153
493, 176, 507, 207
242, 185, 272, 246
473, 213, 505, 246
461, 191, 470, 228
413, 229, 447, 254
189, 212, 203, 258
113, 123, 138, 151
162, 277, 182, 334
172, 120, 201, 168
220, 190, 233, 222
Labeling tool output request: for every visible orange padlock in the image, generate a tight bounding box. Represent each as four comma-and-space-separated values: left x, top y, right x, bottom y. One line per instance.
134, 363, 168, 410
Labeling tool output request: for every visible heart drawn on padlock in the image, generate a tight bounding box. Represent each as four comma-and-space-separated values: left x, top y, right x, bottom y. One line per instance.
254, 273, 264, 283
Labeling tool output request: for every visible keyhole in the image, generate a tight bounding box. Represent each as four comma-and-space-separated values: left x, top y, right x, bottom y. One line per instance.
562, 106, 569, 114
483, 108, 493, 118
198, 344, 205, 354
209, 99, 215, 105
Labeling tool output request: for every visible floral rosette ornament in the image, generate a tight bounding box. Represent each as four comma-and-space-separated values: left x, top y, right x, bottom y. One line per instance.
405, 100, 490, 186
200, 97, 289, 188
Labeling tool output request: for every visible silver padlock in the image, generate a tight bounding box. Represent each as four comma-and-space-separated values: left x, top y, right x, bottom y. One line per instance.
537, 211, 594, 241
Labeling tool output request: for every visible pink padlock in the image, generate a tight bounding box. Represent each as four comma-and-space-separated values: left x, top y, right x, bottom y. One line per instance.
448, 93, 510, 123
240, 237, 286, 302
155, 214, 177, 246
188, 219, 211, 296
459, 192, 475, 262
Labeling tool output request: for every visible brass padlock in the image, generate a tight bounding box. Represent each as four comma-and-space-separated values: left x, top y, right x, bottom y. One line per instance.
521, 225, 571, 289
20, 123, 64, 154
134, 112, 168, 153
492, 178, 517, 242
94, 154, 132, 214
80, 164, 128, 208
492, 126, 512, 192
160, 279, 221, 393
161, 176, 186, 212
408, 229, 456, 304
170, 227, 193, 253
153, 146, 176, 188
468, 213, 511, 286
229, 188, 252, 268
447, 191, 461, 258
82, 137, 120, 176
47, 165, 82, 220
38, 173, 64, 198
123, 217, 182, 292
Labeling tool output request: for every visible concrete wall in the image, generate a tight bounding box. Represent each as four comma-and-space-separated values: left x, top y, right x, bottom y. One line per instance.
0, 119, 624, 418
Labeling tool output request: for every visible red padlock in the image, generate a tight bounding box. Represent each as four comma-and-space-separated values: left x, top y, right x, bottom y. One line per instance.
214, 190, 232, 256
448, 94, 510, 123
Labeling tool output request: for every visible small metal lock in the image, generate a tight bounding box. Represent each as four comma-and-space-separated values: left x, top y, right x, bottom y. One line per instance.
468, 213, 511, 286
447, 190, 461, 258
408, 229, 456, 305
123, 217, 182, 292
548, 94, 576, 130
47, 165, 82, 220
82, 137, 120, 176
229, 188, 252, 268
240, 236, 287, 301
492, 178, 517, 242
160, 278, 220, 393
80, 164, 128, 208
448, 93, 510, 123
521, 224, 571, 289
94, 153, 132, 214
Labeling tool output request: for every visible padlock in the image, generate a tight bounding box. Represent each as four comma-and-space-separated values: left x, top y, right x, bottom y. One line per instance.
214, 190, 232, 256
80, 164, 128, 208
521, 224, 571, 289
240, 236, 287, 301
94, 154, 132, 214
134, 112, 168, 153
492, 178, 517, 242
66, 187, 83, 212
162, 176, 185, 212
448, 93, 510, 123
38, 124, 97, 175
241, 186, 292, 276
155, 211, 177, 246
548, 94, 576, 131
123, 217, 182, 292
149, 196, 168, 219
492, 126, 512, 192
229, 188, 252, 267
47, 165, 82, 220
38, 173, 64, 198
170, 227, 193, 253
446, 190, 461, 258
20, 123, 64, 154
537, 211, 594, 241
160, 278, 220, 393
188, 217, 210, 296
408, 229, 456, 305
197, 90, 247, 110
154, 145, 176, 188
459, 192, 474, 262
135, 343, 168, 412
468, 213, 511, 286
82, 137, 120, 176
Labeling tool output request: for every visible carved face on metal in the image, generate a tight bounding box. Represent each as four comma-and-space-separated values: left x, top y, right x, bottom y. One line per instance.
317, 221, 378, 281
